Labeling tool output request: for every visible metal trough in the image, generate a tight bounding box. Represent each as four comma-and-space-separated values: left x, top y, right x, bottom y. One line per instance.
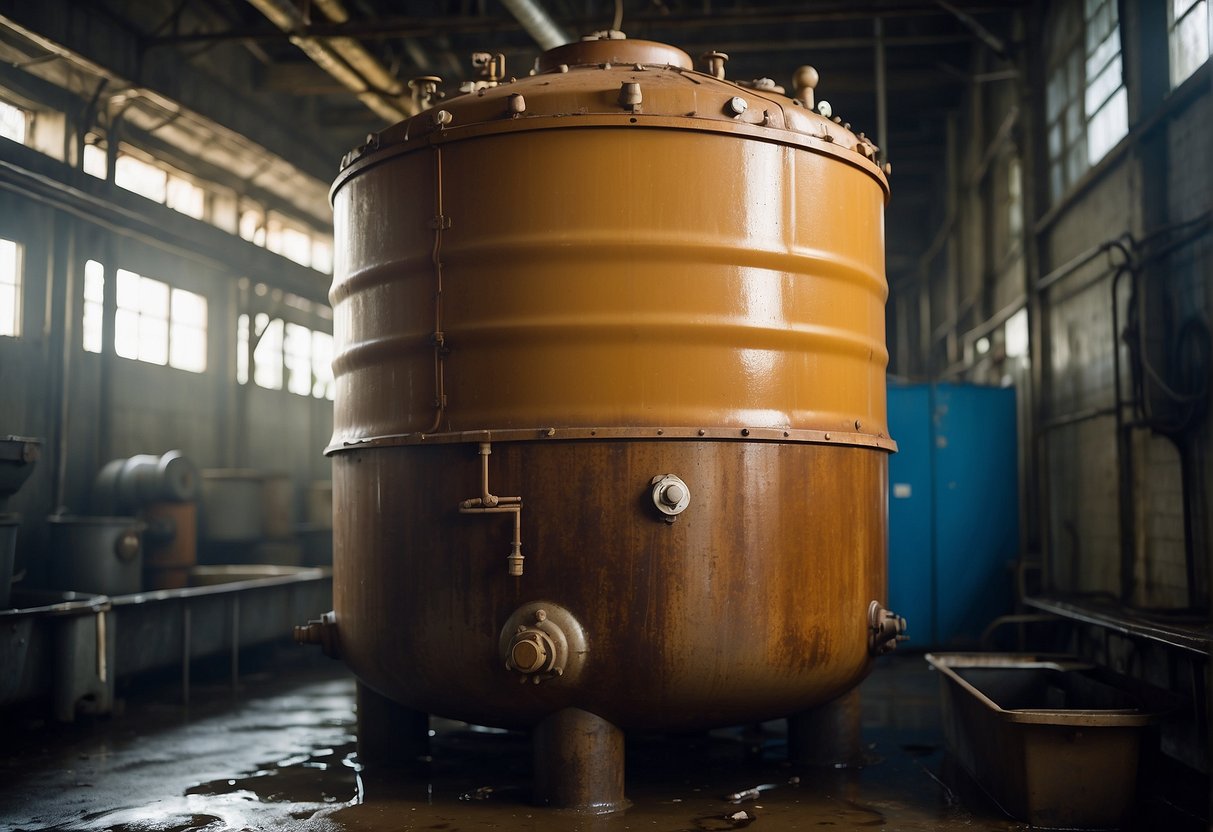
926, 653, 1167, 829
0, 566, 331, 720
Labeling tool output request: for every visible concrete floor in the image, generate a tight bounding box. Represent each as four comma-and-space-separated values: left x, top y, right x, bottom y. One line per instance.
0, 652, 1205, 832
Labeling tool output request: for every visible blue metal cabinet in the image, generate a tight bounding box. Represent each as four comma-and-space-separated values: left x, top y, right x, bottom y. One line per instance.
887, 382, 1018, 648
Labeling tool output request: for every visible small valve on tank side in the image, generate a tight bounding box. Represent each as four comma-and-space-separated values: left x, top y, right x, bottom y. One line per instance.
867, 601, 908, 655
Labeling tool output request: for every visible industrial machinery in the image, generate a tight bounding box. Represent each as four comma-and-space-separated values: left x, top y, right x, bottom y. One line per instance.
302, 33, 903, 811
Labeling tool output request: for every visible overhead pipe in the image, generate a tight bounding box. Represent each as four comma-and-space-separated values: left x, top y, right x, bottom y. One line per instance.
499, 0, 571, 50
310, 0, 421, 108
245, 0, 414, 123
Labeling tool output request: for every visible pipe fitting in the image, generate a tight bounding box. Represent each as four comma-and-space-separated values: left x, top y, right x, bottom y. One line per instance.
499, 602, 586, 684
867, 601, 907, 655
295, 610, 341, 659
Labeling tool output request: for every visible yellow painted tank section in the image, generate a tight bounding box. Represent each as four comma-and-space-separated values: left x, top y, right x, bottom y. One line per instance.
330, 51, 889, 447
331, 132, 888, 443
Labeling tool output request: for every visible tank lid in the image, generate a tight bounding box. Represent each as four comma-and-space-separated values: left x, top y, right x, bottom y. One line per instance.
536, 33, 692, 72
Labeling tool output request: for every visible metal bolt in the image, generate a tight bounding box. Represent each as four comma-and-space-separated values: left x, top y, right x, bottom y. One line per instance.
855, 419, 862, 430
698, 429, 706, 436
508, 93, 526, 114
726, 96, 748, 116
662, 482, 686, 506
432, 109, 453, 127
741, 428, 750, 436
535, 609, 547, 622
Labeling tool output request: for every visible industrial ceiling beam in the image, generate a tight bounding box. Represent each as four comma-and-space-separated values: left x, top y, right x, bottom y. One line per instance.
244, 0, 414, 123
148, 3, 1024, 45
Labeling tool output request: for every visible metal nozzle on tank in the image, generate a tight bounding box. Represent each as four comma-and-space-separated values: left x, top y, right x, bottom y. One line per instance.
295, 610, 340, 658
499, 602, 587, 685
867, 601, 908, 655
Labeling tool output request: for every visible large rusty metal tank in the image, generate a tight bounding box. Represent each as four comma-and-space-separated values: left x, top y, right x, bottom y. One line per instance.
316, 34, 901, 811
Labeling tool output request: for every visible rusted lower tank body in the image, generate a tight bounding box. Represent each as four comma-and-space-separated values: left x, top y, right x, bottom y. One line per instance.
327, 36, 894, 775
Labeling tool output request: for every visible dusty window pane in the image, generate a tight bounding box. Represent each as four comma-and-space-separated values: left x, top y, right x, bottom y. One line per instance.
139, 276, 169, 318
0, 100, 27, 144
83, 259, 104, 354
237, 313, 249, 385
115, 308, 140, 359
84, 260, 105, 302
170, 323, 206, 372
1087, 86, 1128, 164
312, 331, 335, 399
115, 154, 168, 203
116, 269, 142, 309
312, 238, 333, 274
83, 301, 103, 354
171, 288, 207, 328
239, 209, 265, 245
1170, 0, 1210, 86
254, 317, 284, 390
82, 143, 107, 179
167, 175, 205, 219
1085, 55, 1122, 118
0, 239, 22, 338
139, 315, 169, 365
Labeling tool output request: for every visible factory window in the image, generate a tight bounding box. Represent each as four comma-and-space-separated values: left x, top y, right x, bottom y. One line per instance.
237, 313, 333, 398
1044, 0, 1128, 202
0, 99, 28, 145
312, 331, 335, 400
266, 213, 315, 269
114, 269, 206, 372
0, 238, 22, 337
83, 259, 104, 353
1170, 0, 1211, 86
115, 153, 168, 203
237, 313, 284, 390
166, 174, 206, 220
82, 138, 107, 179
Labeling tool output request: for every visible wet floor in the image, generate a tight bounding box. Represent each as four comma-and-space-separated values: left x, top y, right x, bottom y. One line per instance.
0, 654, 1204, 832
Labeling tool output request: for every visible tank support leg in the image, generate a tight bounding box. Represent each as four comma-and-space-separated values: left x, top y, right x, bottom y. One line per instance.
787, 688, 863, 767
533, 707, 628, 812
356, 681, 430, 768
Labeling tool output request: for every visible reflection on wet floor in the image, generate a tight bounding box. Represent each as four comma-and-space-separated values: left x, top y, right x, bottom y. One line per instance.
0, 654, 1204, 832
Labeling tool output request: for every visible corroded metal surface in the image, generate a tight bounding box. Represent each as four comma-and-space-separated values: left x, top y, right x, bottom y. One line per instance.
332, 439, 886, 731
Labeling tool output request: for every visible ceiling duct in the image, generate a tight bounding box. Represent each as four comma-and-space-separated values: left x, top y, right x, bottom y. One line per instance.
246, 0, 415, 123
499, 0, 571, 51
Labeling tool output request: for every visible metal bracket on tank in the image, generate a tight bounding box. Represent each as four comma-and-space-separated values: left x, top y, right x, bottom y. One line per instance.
459, 442, 525, 576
